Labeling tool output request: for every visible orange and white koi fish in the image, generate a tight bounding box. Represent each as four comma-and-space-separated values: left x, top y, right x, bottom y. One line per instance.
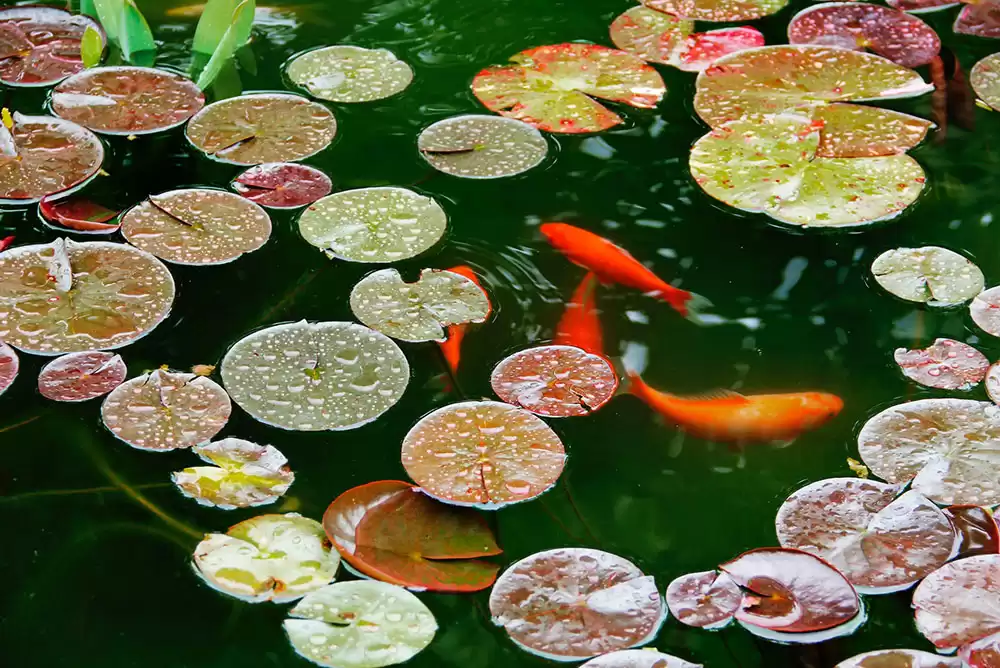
554, 272, 604, 356
539, 222, 703, 318
437, 265, 490, 375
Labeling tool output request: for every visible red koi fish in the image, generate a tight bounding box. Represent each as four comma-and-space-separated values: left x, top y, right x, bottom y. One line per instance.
554, 272, 604, 356
438, 265, 490, 375
0, 235, 13, 252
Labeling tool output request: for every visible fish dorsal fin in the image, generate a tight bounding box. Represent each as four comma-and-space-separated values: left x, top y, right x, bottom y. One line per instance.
676, 389, 749, 404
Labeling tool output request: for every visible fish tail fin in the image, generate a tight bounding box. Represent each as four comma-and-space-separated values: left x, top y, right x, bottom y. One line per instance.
677, 291, 714, 326
656, 287, 712, 321
618, 341, 649, 396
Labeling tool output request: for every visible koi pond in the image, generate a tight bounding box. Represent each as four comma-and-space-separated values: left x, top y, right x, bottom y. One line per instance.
3, 0, 1000, 667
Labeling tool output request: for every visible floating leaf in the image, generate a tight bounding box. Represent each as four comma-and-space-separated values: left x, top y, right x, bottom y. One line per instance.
298, 187, 447, 263
472, 43, 666, 134
349, 268, 490, 343
665, 570, 741, 629
835, 649, 963, 668
643, 0, 787, 21
118, 0, 155, 63
120, 189, 272, 266
858, 398, 1000, 506
172, 437, 293, 509
581, 650, 702, 668
489, 548, 665, 661
812, 103, 932, 159
986, 364, 1000, 406
955, 0, 1000, 39
286, 45, 413, 103
40, 195, 120, 234
871, 247, 984, 306
52, 66, 205, 135
80, 25, 103, 68
894, 338, 988, 390
0, 6, 102, 87
417, 115, 548, 179
220, 320, 409, 432
886, 0, 960, 11
913, 554, 1000, 649
775, 478, 956, 593
490, 345, 618, 417
0, 341, 18, 396
284, 580, 436, 668
972, 54, 1000, 113
787, 3, 941, 68
193, 513, 339, 603
37, 351, 125, 401
0, 239, 174, 354
186, 93, 337, 165
945, 505, 1000, 559
961, 630, 1000, 668
195, 0, 254, 90
971, 287, 1000, 337
401, 401, 566, 508
232, 162, 332, 209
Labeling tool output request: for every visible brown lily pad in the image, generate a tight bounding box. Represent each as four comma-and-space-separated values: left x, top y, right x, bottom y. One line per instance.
666, 570, 741, 628
985, 363, 1000, 406
0, 6, 102, 87
0, 340, 17, 396
835, 649, 963, 668
945, 506, 1000, 559
37, 350, 125, 401
232, 163, 332, 209
955, 0, 1000, 39
913, 554, 1000, 649
894, 338, 989, 390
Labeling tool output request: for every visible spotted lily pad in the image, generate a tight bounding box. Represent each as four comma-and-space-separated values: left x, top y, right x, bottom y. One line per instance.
120, 189, 272, 266
0, 6, 102, 87
193, 513, 340, 603
37, 351, 125, 401
871, 247, 984, 306
220, 320, 409, 432
894, 339, 988, 390
643, 0, 787, 21
472, 43, 666, 134
284, 580, 436, 668
39, 195, 120, 234
581, 650, 702, 668
489, 548, 665, 661
610, 7, 764, 71
666, 571, 742, 629
0, 341, 17, 396
0, 239, 174, 354
401, 401, 566, 508
955, 1, 1000, 39
835, 650, 963, 668
186, 93, 337, 165
286, 45, 413, 103
886, 0, 960, 11
971, 287, 1000, 337
986, 364, 1000, 406
349, 268, 490, 343
298, 187, 447, 263
232, 163, 332, 209
172, 437, 294, 509
690, 113, 925, 227
945, 505, 1000, 559
858, 399, 1000, 506
52, 66, 205, 135
913, 554, 1000, 649
972, 54, 1000, 112
961, 631, 1000, 668
417, 115, 548, 179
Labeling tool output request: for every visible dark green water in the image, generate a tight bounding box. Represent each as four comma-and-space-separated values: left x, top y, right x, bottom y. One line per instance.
2, 0, 1000, 666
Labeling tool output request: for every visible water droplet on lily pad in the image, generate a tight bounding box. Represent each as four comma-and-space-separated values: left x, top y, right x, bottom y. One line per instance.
835, 649, 963, 668
972, 54, 1000, 113
643, 0, 787, 22
666, 570, 741, 629
172, 437, 294, 509
0, 6, 102, 87
0, 340, 17, 396
232, 162, 332, 209
286, 45, 413, 103
491, 345, 618, 417
886, 0, 959, 11
417, 115, 548, 179
581, 649, 702, 668
894, 338, 988, 390
971, 287, 1000, 337
38, 350, 125, 401
913, 554, 1000, 649
871, 246, 984, 306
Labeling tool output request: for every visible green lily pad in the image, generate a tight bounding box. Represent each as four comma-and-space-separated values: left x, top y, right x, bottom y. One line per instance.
284, 580, 437, 668
298, 187, 447, 263
349, 268, 490, 343
643, 0, 787, 21
972, 53, 1000, 113
689, 113, 925, 227
0, 6, 102, 87
417, 115, 548, 179
172, 437, 294, 509
871, 246, 984, 306
220, 320, 410, 432
193, 513, 340, 603
286, 45, 413, 103
0, 239, 174, 354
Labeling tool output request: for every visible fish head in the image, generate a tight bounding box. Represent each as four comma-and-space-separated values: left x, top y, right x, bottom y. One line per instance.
802, 392, 844, 425
539, 222, 572, 247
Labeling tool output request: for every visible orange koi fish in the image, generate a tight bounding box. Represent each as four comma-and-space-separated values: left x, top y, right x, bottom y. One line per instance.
540, 222, 702, 317
627, 372, 843, 444
554, 272, 604, 356
438, 265, 490, 375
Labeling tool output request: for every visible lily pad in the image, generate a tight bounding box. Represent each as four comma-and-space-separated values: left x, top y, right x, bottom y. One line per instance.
490, 345, 618, 417
401, 401, 566, 508
774, 478, 956, 593
0, 6, 102, 87
193, 513, 340, 603
894, 338, 988, 390
232, 163, 332, 209
417, 115, 548, 179
581, 650, 702, 668
0, 239, 174, 354
349, 268, 490, 343
665, 570, 742, 629
220, 320, 409, 432
972, 53, 1000, 113
39, 195, 120, 234
0, 341, 17, 396
642, 0, 787, 21
120, 189, 272, 266
913, 554, 1000, 649
812, 103, 932, 159
945, 505, 1000, 559
298, 187, 447, 263
835, 650, 963, 668
472, 43, 666, 134
284, 580, 437, 668
51, 66, 205, 135
857, 398, 1000, 506
886, 0, 960, 11
489, 548, 665, 661
961, 631, 1000, 668
985, 364, 1000, 406
955, 1, 1000, 39
172, 437, 294, 509
285, 45, 413, 103
610, 7, 764, 71
787, 3, 941, 68
690, 114, 925, 227
970, 287, 1000, 337
871, 247, 984, 306
186, 93, 337, 165
37, 351, 125, 401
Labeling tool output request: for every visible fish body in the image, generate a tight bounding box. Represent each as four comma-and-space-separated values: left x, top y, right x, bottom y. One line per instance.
554, 272, 603, 355
438, 265, 489, 375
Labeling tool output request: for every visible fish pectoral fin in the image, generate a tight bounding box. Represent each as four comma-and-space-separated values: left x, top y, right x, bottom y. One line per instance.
675, 389, 749, 404
770, 438, 797, 450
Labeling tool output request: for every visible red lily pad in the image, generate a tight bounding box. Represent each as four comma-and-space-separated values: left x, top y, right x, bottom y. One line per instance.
955, 0, 1000, 39
400, 401, 566, 508
643, 0, 787, 21
972, 54, 1000, 113
0, 6, 102, 87
37, 351, 125, 401
720, 547, 861, 633
894, 338, 988, 390
787, 3, 941, 69
40, 195, 120, 234
666, 570, 741, 628
472, 43, 665, 134
886, 0, 960, 11
322, 480, 502, 593
232, 163, 332, 209
836, 649, 963, 668
961, 631, 1000, 668
488, 547, 665, 661
0, 340, 18, 396
581, 650, 702, 668
945, 506, 1000, 559
913, 554, 1000, 649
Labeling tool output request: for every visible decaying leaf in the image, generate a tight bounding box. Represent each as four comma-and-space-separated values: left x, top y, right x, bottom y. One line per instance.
172, 437, 294, 509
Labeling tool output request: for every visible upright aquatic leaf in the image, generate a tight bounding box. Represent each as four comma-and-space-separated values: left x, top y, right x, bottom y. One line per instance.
80, 0, 98, 19
81, 25, 103, 68
193, 0, 252, 57
196, 0, 254, 90
92, 0, 121, 42
118, 0, 155, 63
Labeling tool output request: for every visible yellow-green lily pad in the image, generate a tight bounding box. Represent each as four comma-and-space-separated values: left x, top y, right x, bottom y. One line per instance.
417, 115, 548, 179
286, 45, 413, 103
871, 246, 984, 306
972, 53, 1000, 113
172, 437, 294, 509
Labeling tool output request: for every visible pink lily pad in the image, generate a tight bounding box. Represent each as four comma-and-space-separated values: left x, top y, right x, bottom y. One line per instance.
39, 195, 120, 234
985, 364, 1000, 406
894, 338, 989, 390
581, 650, 701, 668
972, 54, 1000, 113
0, 6, 102, 87
472, 43, 665, 134
945, 506, 1000, 559
665, 570, 741, 628
913, 554, 1000, 649
37, 351, 126, 402
970, 286, 1000, 336
0, 340, 18, 396
232, 163, 332, 209
835, 649, 963, 668
886, 0, 960, 11
955, 0, 1000, 39
643, 0, 787, 22
961, 631, 1000, 668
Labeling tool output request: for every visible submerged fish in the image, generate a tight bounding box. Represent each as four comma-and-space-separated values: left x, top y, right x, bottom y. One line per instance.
164, 3, 307, 18
554, 272, 604, 356
437, 265, 489, 376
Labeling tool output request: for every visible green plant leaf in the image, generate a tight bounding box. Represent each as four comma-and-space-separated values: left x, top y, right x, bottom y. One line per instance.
79, 0, 98, 19
196, 0, 254, 90
81, 25, 104, 68
193, 0, 255, 57
118, 0, 156, 63
92, 0, 121, 42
